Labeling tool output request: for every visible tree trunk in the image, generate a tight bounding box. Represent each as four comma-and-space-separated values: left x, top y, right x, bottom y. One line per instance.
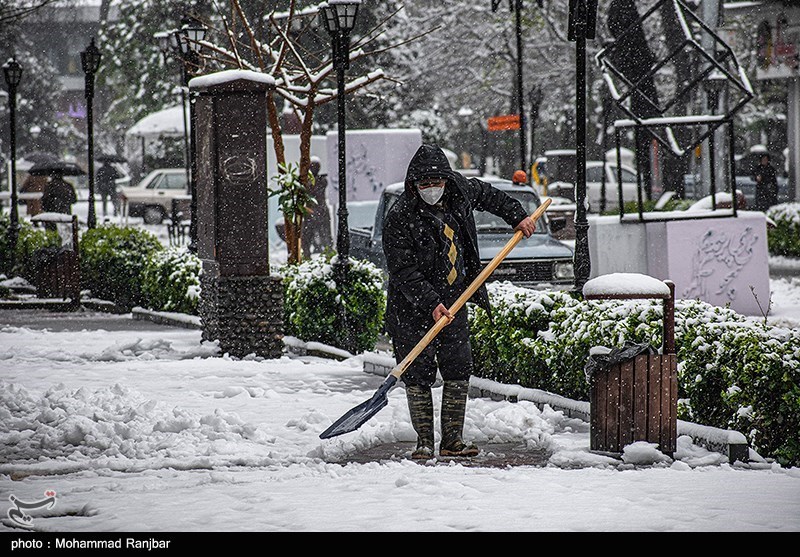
266, 91, 301, 264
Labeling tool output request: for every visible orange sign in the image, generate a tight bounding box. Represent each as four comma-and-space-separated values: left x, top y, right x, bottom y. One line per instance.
487, 114, 521, 131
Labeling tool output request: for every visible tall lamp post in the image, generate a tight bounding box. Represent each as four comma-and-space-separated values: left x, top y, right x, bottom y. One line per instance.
321, 0, 360, 354
3, 57, 22, 268
321, 0, 360, 281
81, 38, 102, 229
155, 30, 191, 195
172, 17, 207, 253
492, 0, 527, 175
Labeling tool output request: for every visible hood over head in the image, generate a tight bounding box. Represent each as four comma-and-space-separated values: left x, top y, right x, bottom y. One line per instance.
404, 144, 455, 197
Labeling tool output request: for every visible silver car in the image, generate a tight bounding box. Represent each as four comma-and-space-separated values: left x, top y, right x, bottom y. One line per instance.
118, 169, 189, 224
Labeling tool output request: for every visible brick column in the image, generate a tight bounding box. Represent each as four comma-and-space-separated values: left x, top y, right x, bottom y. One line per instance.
190, 71, 283, 358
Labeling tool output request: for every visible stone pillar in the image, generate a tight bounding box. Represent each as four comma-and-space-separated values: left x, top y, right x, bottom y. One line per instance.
190, 70, 283, 358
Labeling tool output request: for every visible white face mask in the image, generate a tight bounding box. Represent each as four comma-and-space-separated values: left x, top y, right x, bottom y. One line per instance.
417, 184, 445, 205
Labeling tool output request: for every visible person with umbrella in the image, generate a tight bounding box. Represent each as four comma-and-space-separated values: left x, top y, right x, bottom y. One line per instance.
95, 155, 125, 217
30, 161, 83, 228
41, 173, 77, 216
19, 152, 58, 217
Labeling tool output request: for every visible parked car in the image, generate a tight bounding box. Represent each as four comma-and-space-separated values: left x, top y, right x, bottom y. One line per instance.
118, 169, 189, 224
350, 178, 575, 289
545, 160, 640, 212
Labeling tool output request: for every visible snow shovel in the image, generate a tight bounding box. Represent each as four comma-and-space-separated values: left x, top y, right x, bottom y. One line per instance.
319, 197, 553, 439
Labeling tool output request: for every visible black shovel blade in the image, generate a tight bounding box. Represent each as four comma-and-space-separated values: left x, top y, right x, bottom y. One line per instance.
319, 376, 398, 439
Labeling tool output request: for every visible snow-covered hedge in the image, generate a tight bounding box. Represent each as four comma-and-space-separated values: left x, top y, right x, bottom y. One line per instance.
280, 254, 386, 354
79, 224, 163, 310
469, 282, 800, 466
767, 202, 800, 257
141, 247, 202, 315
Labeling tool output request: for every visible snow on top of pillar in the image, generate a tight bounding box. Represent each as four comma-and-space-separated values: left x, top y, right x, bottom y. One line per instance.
189, 69, 275, 89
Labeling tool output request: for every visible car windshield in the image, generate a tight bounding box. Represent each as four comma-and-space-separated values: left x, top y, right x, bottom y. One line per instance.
349, 200, 380, 229
475, 190, 546, 234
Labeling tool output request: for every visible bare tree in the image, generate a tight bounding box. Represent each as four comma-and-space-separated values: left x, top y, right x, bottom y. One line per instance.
0, 0, 61, 25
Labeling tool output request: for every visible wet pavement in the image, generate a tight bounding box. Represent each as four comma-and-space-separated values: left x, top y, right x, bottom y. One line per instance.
0, 307, 178, 332
331, 441, 551, 468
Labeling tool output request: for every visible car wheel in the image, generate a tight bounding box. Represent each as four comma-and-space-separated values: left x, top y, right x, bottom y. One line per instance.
143, 206, 164, 225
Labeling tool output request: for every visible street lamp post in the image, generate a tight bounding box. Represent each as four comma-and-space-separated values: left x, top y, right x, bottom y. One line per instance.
81, 38, 102, 229
172, 17, 206, 253
492, 0, 527, 175
155, 30, 191, 197
3, 57, 22, 269
321, 1, 360, 281
321, 0, 360, 354
568, 0, 598, 293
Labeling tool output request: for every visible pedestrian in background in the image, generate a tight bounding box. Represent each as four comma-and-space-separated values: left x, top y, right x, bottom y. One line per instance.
41, 173, 77, 215
753, 153, 778, 212
20, 173, 48, 216
302, 156, 333, 258
96, 162, 122, 217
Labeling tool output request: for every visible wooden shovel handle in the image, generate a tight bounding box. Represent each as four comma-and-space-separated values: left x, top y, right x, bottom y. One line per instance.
389, 197, 553, 380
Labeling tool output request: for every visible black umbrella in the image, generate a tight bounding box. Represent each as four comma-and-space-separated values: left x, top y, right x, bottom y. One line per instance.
96, 153, 127, 164
28, 160, 86, 177
22, 151, 59, 165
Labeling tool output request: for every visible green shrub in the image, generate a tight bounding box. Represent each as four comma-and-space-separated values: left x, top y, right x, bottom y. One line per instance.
469, 283, 581, 394
678, 319, 800, 467
141, 247, 201, 315
79, 225, 163, 309
281, 254, 386, 353
469, 282, 800, 466
767, 202, 800, 257
0, 214, 60, 280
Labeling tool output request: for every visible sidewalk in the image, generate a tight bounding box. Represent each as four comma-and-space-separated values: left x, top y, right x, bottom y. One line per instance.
0, 304, 752, 466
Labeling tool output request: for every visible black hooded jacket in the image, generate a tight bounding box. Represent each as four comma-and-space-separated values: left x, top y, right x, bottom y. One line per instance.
382, 144, 529, 338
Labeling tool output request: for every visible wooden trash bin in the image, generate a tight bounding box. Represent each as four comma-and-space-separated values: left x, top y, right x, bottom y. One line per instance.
31, 214, 80, 303
584, 277, 678, 456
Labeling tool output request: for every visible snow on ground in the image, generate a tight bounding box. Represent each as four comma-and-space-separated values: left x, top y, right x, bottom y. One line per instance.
1, 276, 799, 532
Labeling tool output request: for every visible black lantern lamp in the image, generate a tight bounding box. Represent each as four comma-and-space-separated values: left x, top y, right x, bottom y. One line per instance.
181, 17, 207, 54
81, 38, 102, 229
172, 16, 207, 253
320, 1, 360, 274
154, 31, 171, 63
3, 56, 22, 268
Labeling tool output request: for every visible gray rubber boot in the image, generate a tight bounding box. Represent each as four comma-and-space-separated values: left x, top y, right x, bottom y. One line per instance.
406, 385, 435, 460
440, 380, 479, 457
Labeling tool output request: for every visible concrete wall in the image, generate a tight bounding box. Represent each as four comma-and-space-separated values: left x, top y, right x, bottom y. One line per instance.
588, 212, 770, 316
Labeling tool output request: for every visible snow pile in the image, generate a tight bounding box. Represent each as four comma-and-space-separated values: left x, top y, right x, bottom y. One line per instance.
0, 276, 34, 290
0, 381, 278, 475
